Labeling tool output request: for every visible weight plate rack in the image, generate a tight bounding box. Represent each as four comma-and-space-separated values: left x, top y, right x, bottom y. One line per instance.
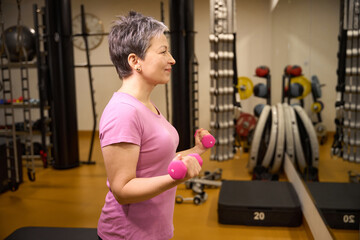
209, 0, 236, 161
248, 103, 319, 178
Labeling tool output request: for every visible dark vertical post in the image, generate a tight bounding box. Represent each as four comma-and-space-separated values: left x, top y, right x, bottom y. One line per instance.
79, 5, 96, 165
169, 0, 194, 151
45, 0, 79, 169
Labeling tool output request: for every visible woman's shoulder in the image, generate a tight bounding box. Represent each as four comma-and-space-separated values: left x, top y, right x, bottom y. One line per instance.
99, 93, 143, 133
106, 92, 140, 109
102, 93, 139, 117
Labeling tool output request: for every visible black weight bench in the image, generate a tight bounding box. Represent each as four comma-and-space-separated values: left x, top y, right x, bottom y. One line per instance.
5, 227, 98, 240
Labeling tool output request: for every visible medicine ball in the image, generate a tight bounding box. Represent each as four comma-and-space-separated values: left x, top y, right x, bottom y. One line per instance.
284, 65, 302, 77
289, 65, 302, 76
289, 83, 304, 98
2, 25, 36, 62
253, 83, 268, 98
254, 103, 265, 118
284, 65, 293, 76
255, 65, 270, 78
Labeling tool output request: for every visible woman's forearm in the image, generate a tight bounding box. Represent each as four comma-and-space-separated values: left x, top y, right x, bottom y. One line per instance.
177, 145, 205, 157
112, 174, 181, 205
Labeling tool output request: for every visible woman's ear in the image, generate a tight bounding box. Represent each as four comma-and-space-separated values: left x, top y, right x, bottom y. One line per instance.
128, 53, 142, 73
128, 53, 138, 69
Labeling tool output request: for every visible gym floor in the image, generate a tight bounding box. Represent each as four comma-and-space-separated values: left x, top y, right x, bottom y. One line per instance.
0, 132, 359, 239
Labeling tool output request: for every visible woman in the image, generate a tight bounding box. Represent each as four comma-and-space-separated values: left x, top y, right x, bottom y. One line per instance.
97, 11, 211, 240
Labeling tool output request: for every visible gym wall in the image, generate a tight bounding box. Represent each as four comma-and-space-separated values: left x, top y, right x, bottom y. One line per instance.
1, 0, 338, 132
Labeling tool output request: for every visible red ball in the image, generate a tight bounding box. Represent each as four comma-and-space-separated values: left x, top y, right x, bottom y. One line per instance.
255, 66, 270, 77
290, 65, 302, 76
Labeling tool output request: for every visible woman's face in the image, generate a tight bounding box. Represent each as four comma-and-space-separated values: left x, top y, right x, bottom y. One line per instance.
139, 34, 176, 85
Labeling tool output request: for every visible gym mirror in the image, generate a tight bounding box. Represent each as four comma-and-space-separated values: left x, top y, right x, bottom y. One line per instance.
270, 0, 360, 236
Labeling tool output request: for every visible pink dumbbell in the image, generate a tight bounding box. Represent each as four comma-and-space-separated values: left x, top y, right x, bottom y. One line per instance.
201, 134, 216, 148
168, 153, 203, 180
195, 130, 216, 148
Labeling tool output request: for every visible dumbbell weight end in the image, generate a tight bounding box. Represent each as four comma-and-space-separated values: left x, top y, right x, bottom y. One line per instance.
168, 153, 203, 180
201, 134, 216, 148
195, 129, 216, 148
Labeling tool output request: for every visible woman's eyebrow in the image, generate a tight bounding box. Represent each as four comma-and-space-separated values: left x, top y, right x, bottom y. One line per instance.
158, 45, 168, 50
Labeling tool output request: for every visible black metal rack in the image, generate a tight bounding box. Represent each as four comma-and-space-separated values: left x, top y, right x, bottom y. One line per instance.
0, 3, 54, 190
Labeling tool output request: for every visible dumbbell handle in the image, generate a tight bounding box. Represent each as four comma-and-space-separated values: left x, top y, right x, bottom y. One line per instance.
195, 130, 216, 148
168, 153, 203, 180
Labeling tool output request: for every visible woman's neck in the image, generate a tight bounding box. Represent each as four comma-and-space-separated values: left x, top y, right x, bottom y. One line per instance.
118, 76, 159, 115
118, 76, 154, 104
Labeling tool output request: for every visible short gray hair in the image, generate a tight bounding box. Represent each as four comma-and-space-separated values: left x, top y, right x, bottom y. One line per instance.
108, 11, 168, 79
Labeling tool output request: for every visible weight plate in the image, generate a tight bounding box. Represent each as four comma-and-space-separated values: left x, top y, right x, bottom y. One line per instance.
294, 105, 320, 170
248, 105, 271, 172
288, 105, 306, 172
261, 105, 278, 169
237, 76, 254, 100
311, 101, 324, 113
314, 122, 327, 137
236, 112, 257, 137
283, 103, 295, 165
311, 75, 322, 98
290, 76, 311, 100
270, 103, 285, 174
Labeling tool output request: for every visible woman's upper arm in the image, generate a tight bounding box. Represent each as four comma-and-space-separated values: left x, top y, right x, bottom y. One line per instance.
102, 142, 140, 195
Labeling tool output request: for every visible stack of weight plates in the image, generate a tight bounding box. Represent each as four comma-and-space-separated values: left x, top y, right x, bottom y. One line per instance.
248, 103, 319, 176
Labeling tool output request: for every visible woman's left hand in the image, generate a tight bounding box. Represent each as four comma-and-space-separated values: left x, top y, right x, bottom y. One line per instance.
194, 128, 211, 152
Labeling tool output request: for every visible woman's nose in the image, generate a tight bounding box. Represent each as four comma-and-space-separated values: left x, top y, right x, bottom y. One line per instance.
169, 53, 176, 65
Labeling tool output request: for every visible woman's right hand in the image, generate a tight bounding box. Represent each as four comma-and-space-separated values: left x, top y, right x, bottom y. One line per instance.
181, 154, 202, 179
168, 154, 202, 180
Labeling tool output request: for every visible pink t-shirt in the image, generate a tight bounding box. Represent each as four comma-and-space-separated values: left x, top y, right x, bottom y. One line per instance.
97, 92, 179, 240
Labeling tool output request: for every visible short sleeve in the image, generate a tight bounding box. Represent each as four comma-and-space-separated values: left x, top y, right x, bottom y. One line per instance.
99, 102, 142, 148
